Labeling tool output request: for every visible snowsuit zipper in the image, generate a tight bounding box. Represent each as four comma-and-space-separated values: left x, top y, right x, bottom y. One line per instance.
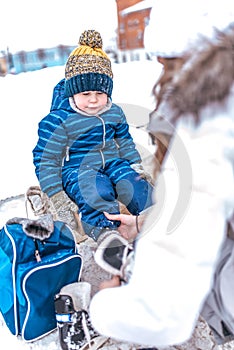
96, 114, 106, 168
62, 146, 70, 166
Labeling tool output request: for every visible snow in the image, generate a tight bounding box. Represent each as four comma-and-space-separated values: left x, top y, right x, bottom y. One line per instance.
121, 0, 154, 15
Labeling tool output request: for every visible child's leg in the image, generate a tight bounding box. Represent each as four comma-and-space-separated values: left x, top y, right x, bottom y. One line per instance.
116, 174, 154, 215
63, 167, 120, 240
106, 159, 154, 215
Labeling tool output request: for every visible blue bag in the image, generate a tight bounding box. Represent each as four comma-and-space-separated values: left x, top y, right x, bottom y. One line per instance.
0, 220, 82, 342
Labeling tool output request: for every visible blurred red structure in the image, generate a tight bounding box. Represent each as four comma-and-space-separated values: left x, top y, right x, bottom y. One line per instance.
116, 0, 152, 61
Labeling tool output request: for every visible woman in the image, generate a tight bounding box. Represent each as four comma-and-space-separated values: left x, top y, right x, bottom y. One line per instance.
89, 0, 234, 347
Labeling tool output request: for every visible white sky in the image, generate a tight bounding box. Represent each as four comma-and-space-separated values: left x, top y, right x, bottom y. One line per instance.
0, 0, 118, 52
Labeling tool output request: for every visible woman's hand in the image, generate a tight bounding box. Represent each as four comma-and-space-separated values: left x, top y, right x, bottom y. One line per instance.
104, 211, 139, 240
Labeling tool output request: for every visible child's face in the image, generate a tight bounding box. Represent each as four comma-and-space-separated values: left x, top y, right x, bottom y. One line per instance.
73, 91, 108, 115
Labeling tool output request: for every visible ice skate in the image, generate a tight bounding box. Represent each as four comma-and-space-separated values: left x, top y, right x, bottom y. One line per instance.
94, 230, 134, 282
54, 282, 108, 350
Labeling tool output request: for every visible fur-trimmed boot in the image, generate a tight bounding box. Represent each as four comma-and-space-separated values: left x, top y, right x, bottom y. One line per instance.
94, 229, 134, 283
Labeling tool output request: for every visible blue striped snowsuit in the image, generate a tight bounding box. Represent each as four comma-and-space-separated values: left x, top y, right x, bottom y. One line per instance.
33, 79, 154, 240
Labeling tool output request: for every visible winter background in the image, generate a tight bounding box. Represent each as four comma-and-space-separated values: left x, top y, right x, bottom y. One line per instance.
0, 1, 159, 348
1, 0, 234, 349
0, 0, 160, 205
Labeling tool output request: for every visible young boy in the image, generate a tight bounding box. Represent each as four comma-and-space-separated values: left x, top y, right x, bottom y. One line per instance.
33, 30, 154, 242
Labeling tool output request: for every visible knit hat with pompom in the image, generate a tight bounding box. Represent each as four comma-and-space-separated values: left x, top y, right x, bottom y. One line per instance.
65, 30, 113, 97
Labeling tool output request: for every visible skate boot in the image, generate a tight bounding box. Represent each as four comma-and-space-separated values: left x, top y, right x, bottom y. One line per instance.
94, 230, 134, 283
54, 282, 108, 350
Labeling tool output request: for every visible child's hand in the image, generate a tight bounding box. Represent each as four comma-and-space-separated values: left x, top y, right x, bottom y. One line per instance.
130, 163, 154, 185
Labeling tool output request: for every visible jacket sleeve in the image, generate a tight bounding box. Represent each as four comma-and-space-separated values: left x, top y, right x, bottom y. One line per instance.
114, 106, 142, 164
33, 111, 67, 197
89, 116, 234, 347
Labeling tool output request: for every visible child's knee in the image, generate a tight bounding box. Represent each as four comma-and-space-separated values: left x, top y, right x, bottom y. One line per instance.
97, 186, 116, 202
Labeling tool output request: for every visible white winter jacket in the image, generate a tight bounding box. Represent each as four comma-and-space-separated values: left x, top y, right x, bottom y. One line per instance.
89, 85, 234, 347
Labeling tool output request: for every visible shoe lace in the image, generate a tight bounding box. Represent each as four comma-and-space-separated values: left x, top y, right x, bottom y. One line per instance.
120, 244, 133, 274
81, 310, 92, 349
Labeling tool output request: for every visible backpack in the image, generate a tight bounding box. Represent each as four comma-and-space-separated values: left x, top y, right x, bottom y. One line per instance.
0, 218, 82, 342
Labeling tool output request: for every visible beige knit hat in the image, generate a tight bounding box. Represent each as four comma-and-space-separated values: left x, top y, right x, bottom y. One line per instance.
65, 29, 113, 97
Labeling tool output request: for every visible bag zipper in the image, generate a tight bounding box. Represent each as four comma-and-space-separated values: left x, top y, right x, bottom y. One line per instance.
33, 239, 41, 262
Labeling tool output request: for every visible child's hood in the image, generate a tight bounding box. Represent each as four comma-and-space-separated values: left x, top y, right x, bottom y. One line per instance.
50, 79, 73, 112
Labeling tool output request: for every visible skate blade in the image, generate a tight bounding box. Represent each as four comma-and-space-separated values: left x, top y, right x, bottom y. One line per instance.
79, 335, 109, 350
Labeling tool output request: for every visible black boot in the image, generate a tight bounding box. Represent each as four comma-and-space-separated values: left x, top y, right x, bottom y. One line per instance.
54, 293, 108, 350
